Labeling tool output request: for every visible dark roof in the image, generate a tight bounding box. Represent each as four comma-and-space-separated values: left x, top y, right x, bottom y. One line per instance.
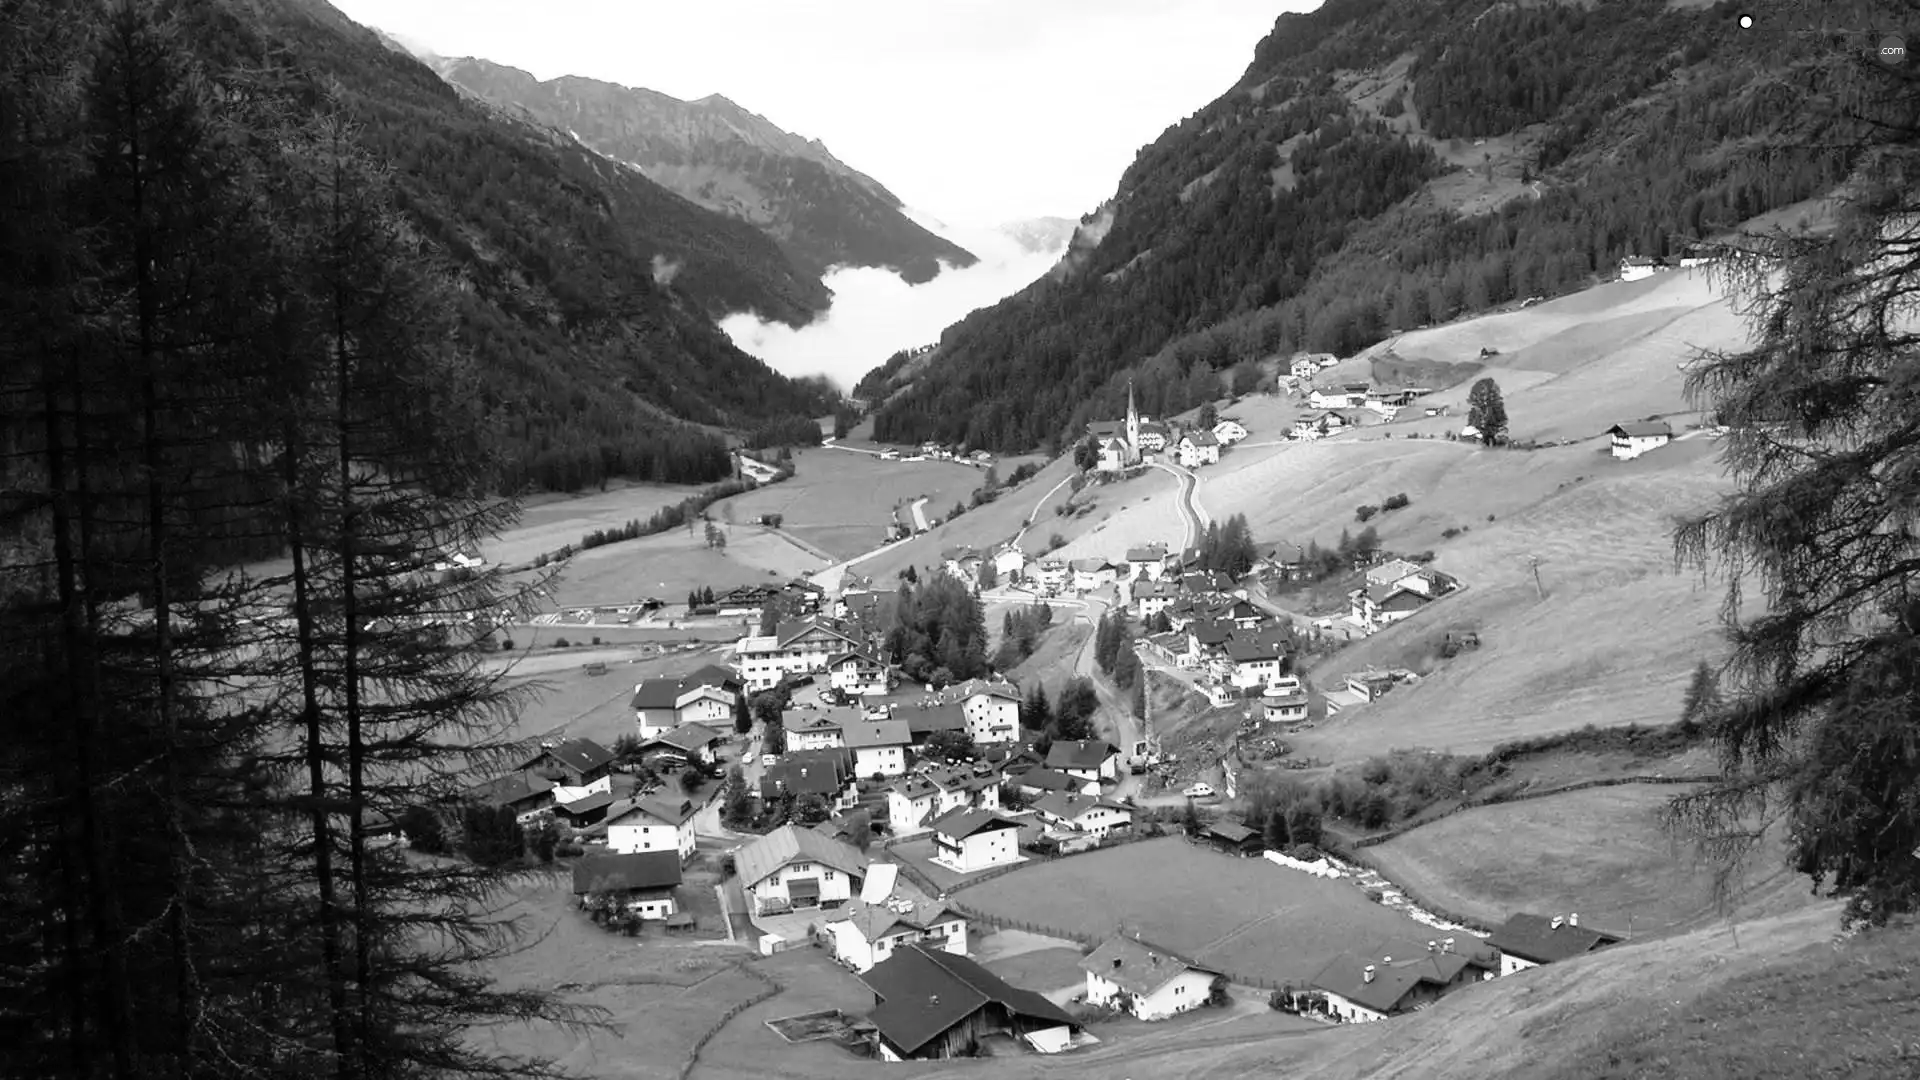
555, 789, 616, 816
1311, 949, 1477, 1015
761, 757, 850, 799
1017, 767, 1081, 793
570, 851, 682, 895
1486, 914, 1622, 965
1191, 620, 1234, 646
466, 771, 553, 809
608, 794, 698, 828
1609, 420, 1672, 439
775, 618, 859, 649
1205, 820, 1259, 844
841, 719, 912, 749
861, 944, 1075, 1056
642, 723, 723, 754
526, 738, 615, 776
1045, 739, 1117, 771
905, 702, 969, 738
684, 663, 743, 689
1226, 639, 1281, 663
1032, 792, 1129, 824
930, 807, 1023, 840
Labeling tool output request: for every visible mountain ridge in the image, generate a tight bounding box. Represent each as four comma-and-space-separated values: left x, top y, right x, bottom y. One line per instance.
868, 0, 1850, 452
434, 57, 978, 285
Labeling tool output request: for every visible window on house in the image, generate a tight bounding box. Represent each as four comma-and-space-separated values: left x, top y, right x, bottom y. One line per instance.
824, 870, 835, 880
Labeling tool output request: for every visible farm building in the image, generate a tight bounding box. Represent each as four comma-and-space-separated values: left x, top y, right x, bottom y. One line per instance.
929, 807, 1024, 873
1608, 420, 1673, 460
1486, 912, 1622, 975
824, 867, 969, 974
737, 825, 870, 916
1080, 934, 1223, 1021
518, 738, 616, 791
1203, 819, 1264, 857
859, 944, 1080, 1061
605, 794, 699, 862
570, 850, 683, 919
1310, 937, 1499, 1023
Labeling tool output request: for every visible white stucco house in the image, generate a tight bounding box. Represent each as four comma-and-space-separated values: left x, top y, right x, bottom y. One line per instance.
605, 794, 699, 863
1310, 939, 1499, 1023
630, 676, 737, 739
733, 618, 864, 691
939, 678, 1022, 745
785, 707, 851, 752
1261, 676, 1309, 724
1175, 430, 1221, 468
1031, 792, 1133, 839
1607, 420, 1672, 460
1211, 419, 1247, 445
1044, 739, 1120, 786
843, 718, 912, 779
1081, 934, 1221, 1021
929, 808, 1024, 873
823, 866, 969, 974
825, 650, 891, 697
1486, 913, 1621, 975
736, 825, 869, 916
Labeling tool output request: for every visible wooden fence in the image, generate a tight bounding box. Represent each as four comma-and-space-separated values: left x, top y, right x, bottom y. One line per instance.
676, 961, 783, 1080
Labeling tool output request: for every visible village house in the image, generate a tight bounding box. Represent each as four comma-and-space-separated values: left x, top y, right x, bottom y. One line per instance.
1044, 739, 1121, 786
465, 771, 554, 824
605, 794, 699, 862
737, 824, 870, 916
759, 751, 859, 811
1135, 420, 1171, 453
1175, 429, 1221, 468
1013, 766, 1089, 798
1262, 676, 1310, 724
571, 850, 683, 920
927, 764, 1002, 815
1185, 618, 1234, 666
886, 776, 941, 833
1031, 792, 1133, 839
1350, 581, 1431, 631
551, 788, 618, 829
734, 617, 865, 691
929, 807, 1025, 873
941, 546, 985, 582
1226, 637, 1285, 688
924, 678, 1023, 745
634, 723, 725, 769
711, 583, 779, 616
1258, 542, 1308, 581
518, 738, 616, 792
843, 719, 913, 779
1211, 418, 1248, 444
1486, 912, 1622, 975
1081, 934, 1223, 1021
786, 707, 851, 751
1608, 420, 1673, 460
824, 866, 970, 974
1033, 559, 1069, 593
1297, 410, 1349, 438
859, 944, 1080, 1061
1306, 386, 1346, 410
1131, 578, 1175, 620
1223, 598, 1265, 630
1290, 356, 1322, 380
902, 702, 970, 745
826, 650, 891, 697
990, 545, 1027, 582
1070, 557, 1118, 593
1311, 938, 1500, 1023
1619, 254, 1660, 281
1366, 559, 1424, 589
1125, 543, 1172, 581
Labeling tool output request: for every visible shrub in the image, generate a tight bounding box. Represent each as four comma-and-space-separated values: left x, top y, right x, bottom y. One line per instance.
592, 636, 601, 645
1355, 504, 1379, 522
498, 637, 515, 651
1441, 527, 1461, 539
1383, 492, 1410, 511
554, 637, 570, 648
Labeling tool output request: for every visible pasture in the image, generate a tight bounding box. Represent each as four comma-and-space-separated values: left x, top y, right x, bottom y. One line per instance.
707, 447, 989, 561
493, 644, 734, 748
541, 525, 822, 610
484, 482, 706, 567
960, 836, 1457, 987
1363, 783, 1814, 937
846, 455, 1082, 586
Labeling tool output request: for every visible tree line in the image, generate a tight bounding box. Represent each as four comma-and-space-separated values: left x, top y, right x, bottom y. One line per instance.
0, 5, 593, 1075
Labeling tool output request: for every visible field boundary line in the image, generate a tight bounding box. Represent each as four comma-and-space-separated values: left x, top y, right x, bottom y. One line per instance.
678, 958, 783, 1080
1351, 773, 1721, 849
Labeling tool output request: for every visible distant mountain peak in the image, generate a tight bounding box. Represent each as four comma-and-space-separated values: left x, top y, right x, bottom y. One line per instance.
434, 57, 976, 284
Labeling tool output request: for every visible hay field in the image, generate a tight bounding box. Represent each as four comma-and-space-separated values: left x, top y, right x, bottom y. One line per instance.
545, 526, 822, 609
707, 448, 987, 560
1042, 469, 1188, 565
851, 455, 1080, 584
961, 837, 1455, 987
499, 645, 733, 747
1289, 442, 1738, 760
485, 483, 706, 567
1364, 784, 1814, 937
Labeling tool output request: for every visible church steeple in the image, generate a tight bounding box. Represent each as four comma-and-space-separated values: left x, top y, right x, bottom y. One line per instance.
1125, 378, 1140, 455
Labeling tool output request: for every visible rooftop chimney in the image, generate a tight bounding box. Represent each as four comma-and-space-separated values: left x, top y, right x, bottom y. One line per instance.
1444, 937, 1455, 953
1112, 958, 1123, 970
1569, 912, 1579, 927
1550, 916, 1563, 930
1363, 965, 1376, 983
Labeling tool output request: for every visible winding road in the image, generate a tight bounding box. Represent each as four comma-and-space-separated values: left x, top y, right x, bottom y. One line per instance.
1150, 460, 1208, 549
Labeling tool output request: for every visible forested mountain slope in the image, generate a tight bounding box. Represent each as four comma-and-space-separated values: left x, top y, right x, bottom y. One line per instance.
184, 0, 838, 491
434, 58, 977, 285
871, 0, 1857, 451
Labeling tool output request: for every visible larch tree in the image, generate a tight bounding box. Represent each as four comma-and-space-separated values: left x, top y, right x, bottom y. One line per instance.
1667, 40, 1920, 928
1466, 378, 1508, 445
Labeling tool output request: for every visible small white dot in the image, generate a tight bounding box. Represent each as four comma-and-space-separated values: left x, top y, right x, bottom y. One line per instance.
1739, 14, 1753, 28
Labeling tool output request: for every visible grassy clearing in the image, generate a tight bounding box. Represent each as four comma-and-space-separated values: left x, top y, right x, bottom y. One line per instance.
543, 526, 821, 610
983, 947, 1089, 995
707, 448, 987, 560
1044, 468, 1189, 564
485, 482, 707, 567
962, 836, 1453, 987
498, 645, 732, 747
1004, 620, 1091, 700
828, 455, 1078, 586
1364, 783, 1814, 936
694, 949, 891, 1080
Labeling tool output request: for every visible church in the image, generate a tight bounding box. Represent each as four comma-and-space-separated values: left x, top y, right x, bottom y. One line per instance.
1084, 382, 1168, 473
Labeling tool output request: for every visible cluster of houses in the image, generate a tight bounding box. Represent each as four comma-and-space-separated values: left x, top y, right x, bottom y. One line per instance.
1083, 382, 1247, 474
1345, 557, 1459, 635
877, 442, 995, 467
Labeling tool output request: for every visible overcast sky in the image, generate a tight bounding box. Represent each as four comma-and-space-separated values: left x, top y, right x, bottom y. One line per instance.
336, 0, 1314, 226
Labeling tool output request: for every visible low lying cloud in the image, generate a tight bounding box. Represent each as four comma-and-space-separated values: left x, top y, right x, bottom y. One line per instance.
652, 253, 682, 286
719, 217, 1068, 392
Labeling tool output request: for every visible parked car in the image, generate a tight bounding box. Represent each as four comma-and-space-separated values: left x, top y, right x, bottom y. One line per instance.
1183, 782, 1216, 799
761, 754, 779, 767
